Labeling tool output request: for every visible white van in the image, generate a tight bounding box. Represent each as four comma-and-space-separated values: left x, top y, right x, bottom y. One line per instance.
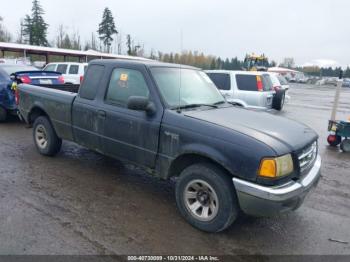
43, 62, 88, 84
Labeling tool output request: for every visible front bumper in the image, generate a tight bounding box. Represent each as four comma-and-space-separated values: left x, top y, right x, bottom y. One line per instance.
233, 155, 321, 216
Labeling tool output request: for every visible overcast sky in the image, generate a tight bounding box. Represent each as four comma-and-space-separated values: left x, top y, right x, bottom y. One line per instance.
1, 0, 348, 67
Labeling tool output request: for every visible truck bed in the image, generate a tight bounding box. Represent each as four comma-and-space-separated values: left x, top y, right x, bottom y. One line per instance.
18, 84, 77, 141
37, 84, 80, 93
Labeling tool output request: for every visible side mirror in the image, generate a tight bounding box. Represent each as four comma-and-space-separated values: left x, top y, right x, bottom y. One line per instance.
10, 74, 16, 81
127, 96, 156, 115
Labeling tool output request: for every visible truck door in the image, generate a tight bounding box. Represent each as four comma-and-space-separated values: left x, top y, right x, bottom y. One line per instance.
99, 66, 162, 168
72, 64, 106, 152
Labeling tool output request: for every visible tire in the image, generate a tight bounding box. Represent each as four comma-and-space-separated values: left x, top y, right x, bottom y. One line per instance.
0, 107, 7, 122
175, 163, 239, 233
33, 116, 62, 156
272, 89, 286, 111
327, 134, 342, 147
340, 139, 350, 152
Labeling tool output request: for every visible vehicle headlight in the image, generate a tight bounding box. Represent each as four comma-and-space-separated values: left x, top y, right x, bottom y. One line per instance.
259, 154, 294, 178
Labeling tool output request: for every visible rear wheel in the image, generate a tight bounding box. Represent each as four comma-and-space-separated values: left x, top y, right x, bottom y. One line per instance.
340, 139, 350, 152
272, 89, 286, 111
327, 134, 342, 147
0, 107, 7, 122
33, 116, 62, 156
175, 163, 239, 232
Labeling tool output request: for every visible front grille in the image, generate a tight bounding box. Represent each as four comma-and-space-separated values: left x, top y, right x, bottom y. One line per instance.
298, 141, 318, 173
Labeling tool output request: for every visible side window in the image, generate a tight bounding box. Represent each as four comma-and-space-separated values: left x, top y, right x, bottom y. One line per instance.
44, 64, 56, 72
236, 75, 258, 91
69, 65, 79, 74
105, 68, 149, 107
57, 64, 68, 74
79, 65, 105, 100
207, 73, 231, 90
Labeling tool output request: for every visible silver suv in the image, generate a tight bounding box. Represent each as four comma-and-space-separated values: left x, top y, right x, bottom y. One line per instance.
206, 70, 277, 110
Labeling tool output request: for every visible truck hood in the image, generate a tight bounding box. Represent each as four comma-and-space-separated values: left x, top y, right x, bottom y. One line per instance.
184, 106, 318, 155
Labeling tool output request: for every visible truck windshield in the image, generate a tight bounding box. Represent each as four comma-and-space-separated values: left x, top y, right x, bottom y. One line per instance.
151, 67, 225, 108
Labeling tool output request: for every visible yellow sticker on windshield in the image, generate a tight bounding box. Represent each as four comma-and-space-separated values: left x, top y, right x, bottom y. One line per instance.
120, 74, 128, 82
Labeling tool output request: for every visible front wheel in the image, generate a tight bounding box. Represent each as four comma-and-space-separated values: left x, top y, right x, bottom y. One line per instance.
0, 107, 7, 122
33, 116, 62, 156
175, 163, 239, 232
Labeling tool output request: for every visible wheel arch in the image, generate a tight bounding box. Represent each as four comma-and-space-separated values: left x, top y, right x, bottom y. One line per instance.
28, 105, 50, 126
167, 152, 234, 180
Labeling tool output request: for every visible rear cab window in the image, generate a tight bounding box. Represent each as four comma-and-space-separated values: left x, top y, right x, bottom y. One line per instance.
79, 65, 105, 100
206, 73, 231, 90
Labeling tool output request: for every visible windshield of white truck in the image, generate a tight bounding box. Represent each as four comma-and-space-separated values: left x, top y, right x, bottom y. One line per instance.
151, 67, 225, 108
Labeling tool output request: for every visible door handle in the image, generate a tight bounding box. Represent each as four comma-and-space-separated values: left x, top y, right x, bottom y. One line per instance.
97, 110, 106, 118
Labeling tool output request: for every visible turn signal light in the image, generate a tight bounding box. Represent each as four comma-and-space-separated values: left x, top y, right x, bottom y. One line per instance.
259, 159, 276, 178
259, 154, 294, 178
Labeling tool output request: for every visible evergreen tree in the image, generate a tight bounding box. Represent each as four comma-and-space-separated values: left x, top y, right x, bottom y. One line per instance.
126, 34, 132, 55
98, 7, 118, 53
223, 58, 230, 70
210, 59, 216, 69
23, 0, 49, 46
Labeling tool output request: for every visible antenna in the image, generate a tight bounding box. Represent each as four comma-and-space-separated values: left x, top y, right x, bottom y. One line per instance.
177, 29, 183, 113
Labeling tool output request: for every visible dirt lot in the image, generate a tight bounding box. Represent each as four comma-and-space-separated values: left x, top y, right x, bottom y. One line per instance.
0, 84, 349, 255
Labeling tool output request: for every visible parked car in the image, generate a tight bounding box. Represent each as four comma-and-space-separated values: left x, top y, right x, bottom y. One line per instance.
342, 78, 350, 88
43, 62, 88, 84
0, 64, 64, 122
205, 70, 278, 110
18, 60, 321, 233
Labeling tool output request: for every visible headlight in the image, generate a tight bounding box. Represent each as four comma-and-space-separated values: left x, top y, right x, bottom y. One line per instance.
259, 154, 294, 178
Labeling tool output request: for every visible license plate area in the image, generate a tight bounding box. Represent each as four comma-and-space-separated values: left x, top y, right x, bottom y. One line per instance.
39, 79, 52, 85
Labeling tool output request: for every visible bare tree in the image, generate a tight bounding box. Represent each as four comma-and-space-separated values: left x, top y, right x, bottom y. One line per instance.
0, 16, 12, 42
280, 57, 295, 68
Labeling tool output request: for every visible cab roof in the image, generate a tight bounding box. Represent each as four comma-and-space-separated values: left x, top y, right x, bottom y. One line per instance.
89, 59, 199, 70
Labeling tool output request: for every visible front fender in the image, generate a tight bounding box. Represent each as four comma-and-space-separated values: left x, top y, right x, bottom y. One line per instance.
176, 143, 231, 172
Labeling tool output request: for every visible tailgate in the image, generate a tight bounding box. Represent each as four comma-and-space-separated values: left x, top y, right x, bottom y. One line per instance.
18, 84, 76, 141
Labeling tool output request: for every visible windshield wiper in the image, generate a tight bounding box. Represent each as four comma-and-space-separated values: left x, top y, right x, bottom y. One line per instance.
174, 103, 219, 110
213, 101, 226, 105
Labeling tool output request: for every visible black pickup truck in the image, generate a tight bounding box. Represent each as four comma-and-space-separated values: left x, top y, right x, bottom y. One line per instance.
17, 60, 321, 232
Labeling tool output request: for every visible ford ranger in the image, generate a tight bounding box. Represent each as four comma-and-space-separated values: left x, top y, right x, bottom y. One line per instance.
17, 59, 321, 232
